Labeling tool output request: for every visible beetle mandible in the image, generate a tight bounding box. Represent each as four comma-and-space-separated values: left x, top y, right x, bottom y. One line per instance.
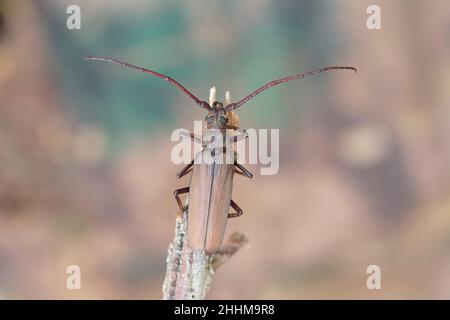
84, 56, 356, 253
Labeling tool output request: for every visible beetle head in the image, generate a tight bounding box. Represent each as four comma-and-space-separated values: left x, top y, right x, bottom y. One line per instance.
205, 100, 229, 130
204, 88, 240, 130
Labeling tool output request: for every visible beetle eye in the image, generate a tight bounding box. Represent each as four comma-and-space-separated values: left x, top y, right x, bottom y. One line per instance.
206, 114, 214, 123
219, 116, 228, 125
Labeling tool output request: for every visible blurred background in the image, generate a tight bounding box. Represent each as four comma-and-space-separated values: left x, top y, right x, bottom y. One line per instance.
1, 0, 450, 299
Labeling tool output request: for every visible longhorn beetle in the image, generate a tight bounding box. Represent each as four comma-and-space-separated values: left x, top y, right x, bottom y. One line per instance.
84, 56, 356, 253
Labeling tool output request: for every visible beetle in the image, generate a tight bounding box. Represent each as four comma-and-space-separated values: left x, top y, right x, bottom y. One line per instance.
84, 56, 356, 253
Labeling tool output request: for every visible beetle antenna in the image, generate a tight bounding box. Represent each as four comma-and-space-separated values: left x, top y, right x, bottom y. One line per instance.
84, 56, 211, 110
225, 66, 357, 111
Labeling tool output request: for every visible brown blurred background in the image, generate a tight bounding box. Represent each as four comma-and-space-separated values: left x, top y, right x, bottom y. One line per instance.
1, 0, 450, 299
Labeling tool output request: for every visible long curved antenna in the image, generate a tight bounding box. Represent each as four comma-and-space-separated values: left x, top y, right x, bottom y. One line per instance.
84, 56, 211, 110
226, 66, 357, 111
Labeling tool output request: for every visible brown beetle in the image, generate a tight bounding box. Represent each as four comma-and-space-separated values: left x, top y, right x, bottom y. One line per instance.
84, 56, 356, 253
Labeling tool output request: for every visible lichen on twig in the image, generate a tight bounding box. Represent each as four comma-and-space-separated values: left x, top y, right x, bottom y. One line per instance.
162, 210, 248, 300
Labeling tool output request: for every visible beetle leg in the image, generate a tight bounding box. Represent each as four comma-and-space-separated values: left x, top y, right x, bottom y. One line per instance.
234, 162, 253, 179
174, 187, 190, 212
233, 129, 247, 142
228, 199, 243, 218
176, 159, 194, 179
180, 131, 202, 144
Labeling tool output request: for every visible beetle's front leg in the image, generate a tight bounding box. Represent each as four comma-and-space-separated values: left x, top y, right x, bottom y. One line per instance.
180, 131, 202, 144
176, 159, 194, 179
174, 187, 189, 212
234, 162, 253, 179
228, 199, 243, 218
233, 129, 247, 142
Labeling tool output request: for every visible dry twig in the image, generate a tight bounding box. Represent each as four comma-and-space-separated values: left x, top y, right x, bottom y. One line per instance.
162, 210, 248, 300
